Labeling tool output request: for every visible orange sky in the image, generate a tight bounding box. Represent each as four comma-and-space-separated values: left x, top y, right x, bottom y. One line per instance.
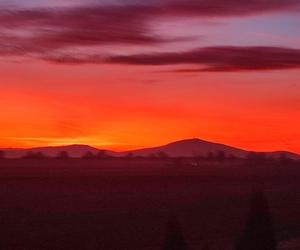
1, 60, 300, 153
1, 1, 300, 153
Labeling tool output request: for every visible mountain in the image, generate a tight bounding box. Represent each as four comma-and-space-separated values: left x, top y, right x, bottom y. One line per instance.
1, 138, 300, 159
2, 145, 114, 158
125, 138, 300, 159
124, 138, 248, 158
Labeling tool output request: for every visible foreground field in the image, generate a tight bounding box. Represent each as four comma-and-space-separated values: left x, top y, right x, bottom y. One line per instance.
0, 158, 299, 249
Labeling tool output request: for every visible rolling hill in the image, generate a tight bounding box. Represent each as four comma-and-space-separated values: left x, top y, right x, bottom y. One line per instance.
1, 145, 110, 158
1, 138, 299, 159
125, 138, 248, 158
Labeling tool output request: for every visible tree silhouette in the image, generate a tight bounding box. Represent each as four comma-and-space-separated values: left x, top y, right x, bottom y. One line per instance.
157, 151, 169, 159
82, 151, 95, 159
22, 151, 34, 159
228, 154, 238, 161
206, 152, 215, 161
235, 190, 277, 250
96, 150, 108, 159
216, 150, 226, 161
125, 152, 134, 159
34, 151, 46, 159
246, 152, 267, 163
22, 151, 45, 159
162, 216, 187, 250
57, 151, 69, 159
148, 153, 157, 159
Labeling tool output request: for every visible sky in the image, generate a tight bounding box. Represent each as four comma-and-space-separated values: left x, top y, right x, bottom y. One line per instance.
0, 0, 300, 153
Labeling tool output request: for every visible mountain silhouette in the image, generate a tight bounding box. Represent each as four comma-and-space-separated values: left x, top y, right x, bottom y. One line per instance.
124, 138, 247, 158
124, 139, 300, 159
2, 145, 113, 158
1, 138, 300, 159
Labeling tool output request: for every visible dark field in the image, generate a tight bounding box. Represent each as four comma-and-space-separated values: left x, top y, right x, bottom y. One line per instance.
0, 158, 300, 249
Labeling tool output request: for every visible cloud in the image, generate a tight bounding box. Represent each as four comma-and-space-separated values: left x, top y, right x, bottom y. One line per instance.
154, 0, 300, 17
0, 0, 299, 59
107, 46, 300, 72
41, 53, 105, 65
0, 5, 164, 57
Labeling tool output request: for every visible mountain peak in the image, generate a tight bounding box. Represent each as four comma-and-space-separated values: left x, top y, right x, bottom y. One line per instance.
2, 138, 300, 159
167, 138, 209, 145
128, 138, 247, 157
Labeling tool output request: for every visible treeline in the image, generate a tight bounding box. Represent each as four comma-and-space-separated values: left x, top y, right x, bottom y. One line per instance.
190, 151, 298, 165
0, 149, 298, 164
0, 150, 109, 160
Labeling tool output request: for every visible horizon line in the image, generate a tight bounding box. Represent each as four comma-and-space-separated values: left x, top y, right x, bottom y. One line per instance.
1, 137, 299, 155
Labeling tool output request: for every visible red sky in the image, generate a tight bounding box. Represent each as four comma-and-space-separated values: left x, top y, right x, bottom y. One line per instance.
1, 1, 300, 153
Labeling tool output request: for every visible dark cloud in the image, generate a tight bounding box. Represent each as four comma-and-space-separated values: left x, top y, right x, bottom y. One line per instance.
0, 5, 163, 57
40, 46, 300, 72
0, 1, 299, 59
107, 46, 300, 72
157, 0, 300, 17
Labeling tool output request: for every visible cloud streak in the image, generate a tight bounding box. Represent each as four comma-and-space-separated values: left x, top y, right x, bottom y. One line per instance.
107, 46, 300, 72
38, 46, 300, 72
0, 5, 165, 57
0, 0, 299, 59
153, 0, 300, 17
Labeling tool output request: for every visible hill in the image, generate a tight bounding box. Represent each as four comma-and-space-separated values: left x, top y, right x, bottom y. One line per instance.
125, 138, 248, 158
2, 145, 111, 158
1, 138, 299, 159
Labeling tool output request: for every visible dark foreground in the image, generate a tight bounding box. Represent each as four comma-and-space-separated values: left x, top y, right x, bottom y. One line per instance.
0, 158, 300, 249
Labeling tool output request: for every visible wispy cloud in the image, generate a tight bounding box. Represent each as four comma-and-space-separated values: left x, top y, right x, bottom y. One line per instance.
0, 5, 165, 58
43, 46, 300, 72
0, 0, 299, 60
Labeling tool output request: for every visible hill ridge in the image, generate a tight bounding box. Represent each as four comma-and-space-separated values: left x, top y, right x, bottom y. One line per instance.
1, 138, 299, 159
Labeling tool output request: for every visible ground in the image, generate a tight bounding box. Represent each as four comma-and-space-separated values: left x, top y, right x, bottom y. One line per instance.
0, 158, 299, 249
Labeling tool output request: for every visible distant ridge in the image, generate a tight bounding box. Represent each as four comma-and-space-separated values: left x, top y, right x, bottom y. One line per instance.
123, 138, 248, 158
1, 138, 300, 159
2, 144, 114, 158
